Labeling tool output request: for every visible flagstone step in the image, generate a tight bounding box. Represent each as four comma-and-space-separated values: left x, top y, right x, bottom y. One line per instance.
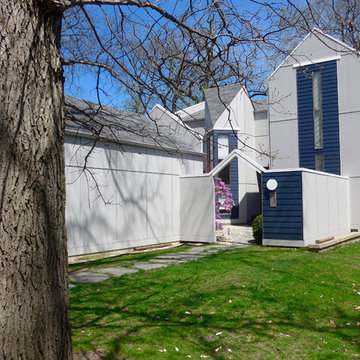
94, 267, 138, 277
70, 272, 110, 284
132, 262, 168, 270
148, 258, 186, 264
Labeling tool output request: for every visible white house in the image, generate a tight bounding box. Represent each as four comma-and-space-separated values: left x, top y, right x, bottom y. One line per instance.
179, 84, 269, 224
64, 28, 360, 255
258, 28, 359, 247
182, 28, 360, 247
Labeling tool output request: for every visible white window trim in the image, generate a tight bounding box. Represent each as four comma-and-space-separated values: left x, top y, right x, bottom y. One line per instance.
292, 55, 341, 69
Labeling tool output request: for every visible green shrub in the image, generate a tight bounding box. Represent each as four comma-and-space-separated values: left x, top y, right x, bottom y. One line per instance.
252, 214, 263, 243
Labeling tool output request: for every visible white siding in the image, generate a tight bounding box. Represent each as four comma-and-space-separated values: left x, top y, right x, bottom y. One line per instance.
65, 136, 204, 256
180, 175, 216, 243
302, 171, 349, 245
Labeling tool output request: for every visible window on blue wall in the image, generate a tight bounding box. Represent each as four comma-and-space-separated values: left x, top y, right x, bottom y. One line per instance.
313, 71, 323, 149
218, 163, 230, 185
218, 135, 229, 159
315, 153, 324, 171
270, 191, 277, 208
209, 134, 214, 163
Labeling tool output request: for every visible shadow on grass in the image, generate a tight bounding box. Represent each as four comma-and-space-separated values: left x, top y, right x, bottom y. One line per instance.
71, 245, 360, 359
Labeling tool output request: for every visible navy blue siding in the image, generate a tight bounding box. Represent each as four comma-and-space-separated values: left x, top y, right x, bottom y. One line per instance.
213, 130, 239, 220
296, 60, 340, 174
262, 171, 303, 241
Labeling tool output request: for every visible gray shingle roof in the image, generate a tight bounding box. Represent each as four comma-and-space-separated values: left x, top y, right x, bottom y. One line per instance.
204, 83, 242, 126
65, 96, 200, 154
180, 104, 205, 123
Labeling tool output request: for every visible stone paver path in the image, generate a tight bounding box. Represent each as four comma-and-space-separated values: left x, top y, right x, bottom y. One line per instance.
218, 225, 255, 245
70, 272, 109, 284
69, 227, 253, 286
154, 254, 205, 260
148, 258, 186, 264
132, 262, 167, 270
94, 266, 138, 277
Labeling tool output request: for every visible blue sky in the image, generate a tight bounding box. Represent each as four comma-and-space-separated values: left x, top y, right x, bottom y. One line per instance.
63, 1, 284, 109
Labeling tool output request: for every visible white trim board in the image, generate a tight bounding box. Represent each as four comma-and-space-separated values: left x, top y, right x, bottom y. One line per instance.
292, 55, 341, 68
210, 149, 266, 176
263, 239, 305, 247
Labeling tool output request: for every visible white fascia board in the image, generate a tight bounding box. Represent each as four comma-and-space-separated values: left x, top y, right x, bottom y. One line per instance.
243, 86, 256, 112
268, 167, 349, 179
150, 103, 203, 140
150, 104, 179, 122
208, 151, 349, 179
269, 30, 313, 79
176, 101, 205, 118
292, 55, 341, 68
210, 149, 266, 176
269, 28, 357, 79
319, 29, 358, 53
180, 174, 213, 179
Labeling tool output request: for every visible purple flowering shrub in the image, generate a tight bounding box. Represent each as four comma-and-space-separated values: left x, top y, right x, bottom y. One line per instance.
214, 177, 235, 231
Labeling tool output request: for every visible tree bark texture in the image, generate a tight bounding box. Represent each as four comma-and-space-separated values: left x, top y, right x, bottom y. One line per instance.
0, 1, 72, 359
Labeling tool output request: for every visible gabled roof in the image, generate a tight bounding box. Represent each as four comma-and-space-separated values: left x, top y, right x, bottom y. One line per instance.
210, 149, 266, 175
65, 96, 201, 154
204, 83, 242, 126
270, 28, 358, 78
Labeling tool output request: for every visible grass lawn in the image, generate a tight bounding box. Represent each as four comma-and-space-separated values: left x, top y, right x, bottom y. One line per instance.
70, 243, 360, 359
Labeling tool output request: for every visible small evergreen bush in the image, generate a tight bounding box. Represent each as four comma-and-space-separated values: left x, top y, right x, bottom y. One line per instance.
252, 214, 263, 243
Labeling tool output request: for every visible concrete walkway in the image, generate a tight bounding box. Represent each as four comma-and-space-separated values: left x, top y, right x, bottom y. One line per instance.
69, 241, 249, 287
217, 225, 256, 245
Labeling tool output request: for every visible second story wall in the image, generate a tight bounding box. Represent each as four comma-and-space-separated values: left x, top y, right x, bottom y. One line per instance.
269, 29, 360, 177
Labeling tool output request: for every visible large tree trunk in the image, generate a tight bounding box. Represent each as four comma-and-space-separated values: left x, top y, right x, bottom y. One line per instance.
0, 1, 72, 359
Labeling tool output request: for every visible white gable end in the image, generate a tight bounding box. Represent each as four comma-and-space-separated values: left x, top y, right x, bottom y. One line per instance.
213, 87, 253, 131
271, 28, 357, 79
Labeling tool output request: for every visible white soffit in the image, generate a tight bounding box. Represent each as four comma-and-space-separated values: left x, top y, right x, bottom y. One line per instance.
292, 55, 341, 68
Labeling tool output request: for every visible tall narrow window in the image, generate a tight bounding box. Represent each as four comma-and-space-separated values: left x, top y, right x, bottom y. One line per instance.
313, 71, 323, 149
218, 135, 229, 160
209, 134, 214, 164
315, 153, 324, 171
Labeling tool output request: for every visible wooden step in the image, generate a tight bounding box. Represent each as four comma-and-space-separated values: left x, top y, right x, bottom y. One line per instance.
316, 236, 334, 244
308, 232, 360, 252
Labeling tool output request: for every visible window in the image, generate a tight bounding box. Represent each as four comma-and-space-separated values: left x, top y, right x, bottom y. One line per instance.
315, 153, 324, 171
270, 191, 277, 208
218, 135, 229, 160
313, 71, 323, 149
218, 163, 230, 185
209, 134, 214, 163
